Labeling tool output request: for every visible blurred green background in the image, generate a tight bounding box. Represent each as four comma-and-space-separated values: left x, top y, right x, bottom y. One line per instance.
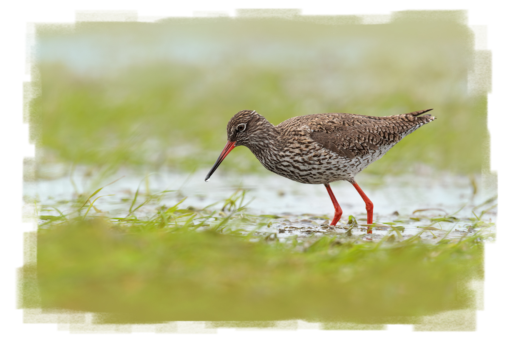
30, 11, 488, 176
21, 11, 492, 327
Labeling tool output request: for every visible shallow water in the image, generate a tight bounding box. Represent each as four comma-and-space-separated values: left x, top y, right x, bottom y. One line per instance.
24, 165, 497, 242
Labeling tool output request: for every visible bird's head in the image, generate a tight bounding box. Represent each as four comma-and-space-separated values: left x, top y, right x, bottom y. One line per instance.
205, 110, 264, 181
225, 109, 265, 146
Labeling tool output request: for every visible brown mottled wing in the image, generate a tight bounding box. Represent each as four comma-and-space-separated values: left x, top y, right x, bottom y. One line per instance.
304, 109, 435, 159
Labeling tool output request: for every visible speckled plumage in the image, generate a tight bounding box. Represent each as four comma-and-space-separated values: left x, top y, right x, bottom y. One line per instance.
226, 109, 435, 185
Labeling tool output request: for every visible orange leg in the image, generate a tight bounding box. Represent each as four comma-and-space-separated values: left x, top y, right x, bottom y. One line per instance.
324, 184, 342, 226
351, 181, 374, 234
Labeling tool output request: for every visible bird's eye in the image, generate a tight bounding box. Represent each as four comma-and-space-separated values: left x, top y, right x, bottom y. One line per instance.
236, 124, 246, 132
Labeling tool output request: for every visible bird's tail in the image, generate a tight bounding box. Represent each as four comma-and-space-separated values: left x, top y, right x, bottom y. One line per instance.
405, 108, 435, 122
407, 108, 433, 116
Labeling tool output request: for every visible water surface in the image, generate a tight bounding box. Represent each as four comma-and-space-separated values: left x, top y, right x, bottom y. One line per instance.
24, 166, 497, 242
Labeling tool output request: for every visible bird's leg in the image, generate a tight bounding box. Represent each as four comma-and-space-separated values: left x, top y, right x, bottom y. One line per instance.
351, 181, 374, 234
324, 184, 342, 226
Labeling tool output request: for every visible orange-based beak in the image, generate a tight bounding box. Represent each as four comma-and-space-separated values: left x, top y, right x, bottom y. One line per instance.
205, 141, 236, 182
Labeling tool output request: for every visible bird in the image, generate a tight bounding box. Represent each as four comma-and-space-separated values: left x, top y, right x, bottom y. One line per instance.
205, 109, 435, 233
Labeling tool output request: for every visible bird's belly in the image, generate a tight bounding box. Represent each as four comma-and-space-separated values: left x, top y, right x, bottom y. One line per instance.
260, 143, 395, 184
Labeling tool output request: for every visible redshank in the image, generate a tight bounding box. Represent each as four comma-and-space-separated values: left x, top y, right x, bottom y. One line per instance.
205, 109, 435, 233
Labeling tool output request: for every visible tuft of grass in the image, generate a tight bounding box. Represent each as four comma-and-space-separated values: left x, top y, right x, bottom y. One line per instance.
20, 187, 491, 325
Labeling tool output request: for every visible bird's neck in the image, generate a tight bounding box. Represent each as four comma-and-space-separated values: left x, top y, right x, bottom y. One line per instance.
246, 119, 280, 164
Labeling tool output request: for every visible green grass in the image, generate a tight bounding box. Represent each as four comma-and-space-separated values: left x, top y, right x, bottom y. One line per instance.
21, 55, 493, 177
28, 221, 484, 324
20, 187, 493, 326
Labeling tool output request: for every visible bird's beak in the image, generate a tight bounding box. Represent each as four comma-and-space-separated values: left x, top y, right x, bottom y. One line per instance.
205, 141, 236, 181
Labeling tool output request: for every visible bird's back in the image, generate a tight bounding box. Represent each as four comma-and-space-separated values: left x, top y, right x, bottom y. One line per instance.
276, 109, 435, 159
267, 109, 435, 184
